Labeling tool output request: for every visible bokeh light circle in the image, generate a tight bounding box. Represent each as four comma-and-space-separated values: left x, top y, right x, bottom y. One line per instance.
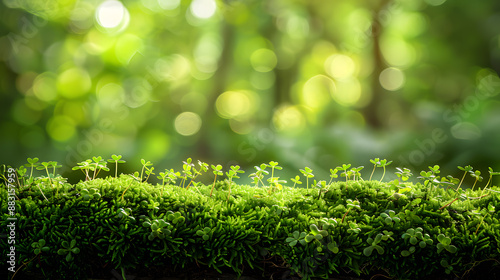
190, 0, 217, 19
215, 91, 257, 119
301, 75, 335, 110
326, 54, 356, 80
250, 48, 278, 72
46, 115, 76, 142
273, 105, 306, 133
56, 68, 92, 99
379, 67, 405, 91
174, 112, 202, 136
95, 0, 130, 33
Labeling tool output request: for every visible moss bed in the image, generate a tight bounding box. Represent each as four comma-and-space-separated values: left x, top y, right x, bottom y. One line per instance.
2, 161, 500, 280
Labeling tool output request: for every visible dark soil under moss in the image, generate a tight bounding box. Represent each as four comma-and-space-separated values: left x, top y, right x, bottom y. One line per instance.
12, 258, 500, 280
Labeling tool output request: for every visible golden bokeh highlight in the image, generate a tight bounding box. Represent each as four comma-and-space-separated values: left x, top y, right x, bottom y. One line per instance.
325, 54, 356, 80
250, 48, 278, 72
215, 90, 259, 120
273, 105, 306, 133
331, 78, 362, 107
300, 75, 335, 110
56, 68, 92, 99
379, 67, 405, 91
46, 115, 76, 142
174, 112, 202, 136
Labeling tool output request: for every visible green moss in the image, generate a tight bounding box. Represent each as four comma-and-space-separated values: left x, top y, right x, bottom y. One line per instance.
2, 159, 500, 279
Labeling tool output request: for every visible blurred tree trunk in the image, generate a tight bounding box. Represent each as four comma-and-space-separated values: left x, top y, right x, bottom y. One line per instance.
363, 0, 390, 128
197, 19, 235, 158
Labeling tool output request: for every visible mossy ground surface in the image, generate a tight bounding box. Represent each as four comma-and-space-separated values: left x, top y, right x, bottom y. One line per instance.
2, 174, 500, 280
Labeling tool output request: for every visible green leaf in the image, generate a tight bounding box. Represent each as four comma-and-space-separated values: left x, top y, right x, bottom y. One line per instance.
363, 247, 373, 257
305, 234, 315, 243
410, 236, 418, 245
438, 235, 451, 246
288, 240, 297, 247
375, 246, 384, 255
327, 242, 339, 254
401, 250, 411, 257
286, 237, 295, 243
309, 224, 320, 235
447, 245, 457, 254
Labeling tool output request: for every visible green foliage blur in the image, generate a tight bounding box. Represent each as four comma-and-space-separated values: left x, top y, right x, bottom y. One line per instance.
1, 0, 500, 183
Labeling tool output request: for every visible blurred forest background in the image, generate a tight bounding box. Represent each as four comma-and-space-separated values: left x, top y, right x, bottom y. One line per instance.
1, 0, 500, 185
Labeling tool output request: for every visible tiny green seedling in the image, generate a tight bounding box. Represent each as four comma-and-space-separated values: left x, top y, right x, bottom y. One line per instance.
166, 210, 185, 224
369, 158, 379, 181
341, 199, 360, 223
157, 169, 180, 196
457, 165, 473, 190
369, 158, 392, 181
266, 161, 282, 187
142, 218, 171, 241
185, 160, 208, 189
436, 234, 457, 254
31, 239, 50, 255
380, 210, 400, 225
36, 161, 54, 188
440, 259, 455, 275
25, 157, 39, 184
210, 164, 223, 197
16, 165, 27, 188
107, 154, 126, 178
469, 170, 483, 191
401, 227, 433, 257
196, 227, 213, 241
72, 159, 93, 181
299, 167, 314, 189
116, 207, 136, 223
81, 188, 101, 201
363, 231, 393, 257
57, 239, 80, 262
140, 159, 154, 182
249, 164, 269, 188
142, 200, 160, 215
226, 165, 244, 201
179, 158, 194, 188
316, 180, 326, 199
481, 167, 500, 196
90, 156, 109, 180
338, 164, 351, 186
475, 204, 496, 234
286, 231, 307, 247
290, 175, 302, 188
395, 167, 412, 182
328, 168, 339, 185
468, 170, 482, 191
351, 166, 364, 181
268, 177, 287, 193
